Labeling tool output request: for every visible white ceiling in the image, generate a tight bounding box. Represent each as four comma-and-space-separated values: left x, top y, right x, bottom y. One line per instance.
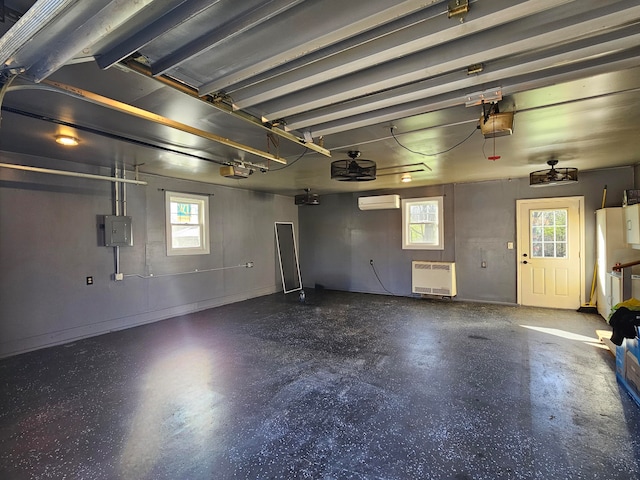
1, 0, 639, 196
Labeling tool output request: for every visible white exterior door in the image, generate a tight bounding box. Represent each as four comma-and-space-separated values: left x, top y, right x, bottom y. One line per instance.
517, 197, 585, 309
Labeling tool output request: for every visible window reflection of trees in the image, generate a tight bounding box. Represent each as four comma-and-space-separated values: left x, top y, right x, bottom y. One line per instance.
530, 209, 568, 258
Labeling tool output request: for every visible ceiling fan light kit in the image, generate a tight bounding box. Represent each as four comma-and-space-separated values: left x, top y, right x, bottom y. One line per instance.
331, 151, 377, 182
529, 160, 578, 187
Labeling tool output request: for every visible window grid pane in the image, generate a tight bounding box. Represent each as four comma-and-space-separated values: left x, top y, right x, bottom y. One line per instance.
166, 192, 209, 256
408, 201, 438, 244
530, 208, 567, 258
402, 196, 444, 250
171, 225, 202, 248
170, 202, 200, 224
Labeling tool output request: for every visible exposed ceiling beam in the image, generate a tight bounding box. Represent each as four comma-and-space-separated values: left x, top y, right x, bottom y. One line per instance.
285, 31, 640, 132
0, 0, 78, 75
219, 2, 443, 95
196, 0, 445, 95
38, 79, 288, 164
96, 0, 221, 70
151, 0, 306, 77
309, 55, 640, 137
232, 0, 576, 109
119, 57, 331, 157
259, 2, 640, 121
1, 0, 179, 83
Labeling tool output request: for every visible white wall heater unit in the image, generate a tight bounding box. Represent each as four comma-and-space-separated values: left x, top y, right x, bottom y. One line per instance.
412, 261, 457, 297
358, 194, 400, 210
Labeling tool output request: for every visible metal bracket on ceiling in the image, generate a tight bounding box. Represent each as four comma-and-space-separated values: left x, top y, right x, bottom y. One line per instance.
466, 63, 484, 75
263, 118, 286, 130
448, 0, 469, 20
465, 87, 502, 107
482, 102, 500, 123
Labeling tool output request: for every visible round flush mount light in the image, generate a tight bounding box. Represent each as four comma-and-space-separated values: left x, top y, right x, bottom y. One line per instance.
401, 173, 412, 183
55, 135, 79, 146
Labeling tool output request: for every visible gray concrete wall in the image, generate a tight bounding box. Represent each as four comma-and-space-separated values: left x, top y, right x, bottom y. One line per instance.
299, 167, 634, 304
298, 184, 454, 296
0, 152, 297, 357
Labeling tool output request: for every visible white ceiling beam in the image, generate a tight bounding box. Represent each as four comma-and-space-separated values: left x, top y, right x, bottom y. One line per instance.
27, 0, 175, 82
220, 3, 443, 95
233, 0, 575, 109
0, 0, 83, 74
308, 54, 640, 137
285, 32, 640, 131
151, 0, 308, 77
259, 2, 640, 121
96, 0, 221, 70
196, 0, 446, 95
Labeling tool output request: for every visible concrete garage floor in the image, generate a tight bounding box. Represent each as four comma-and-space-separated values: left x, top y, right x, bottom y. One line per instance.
1, 290, 640, 480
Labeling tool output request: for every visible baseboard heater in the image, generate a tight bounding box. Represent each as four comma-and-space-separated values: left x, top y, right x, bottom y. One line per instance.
412, 261, 457, 297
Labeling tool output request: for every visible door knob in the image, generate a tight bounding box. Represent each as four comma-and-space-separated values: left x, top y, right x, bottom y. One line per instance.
522, 260, 528, 264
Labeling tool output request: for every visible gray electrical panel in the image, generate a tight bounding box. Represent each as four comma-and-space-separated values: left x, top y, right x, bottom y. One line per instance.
104, 215, 133, 247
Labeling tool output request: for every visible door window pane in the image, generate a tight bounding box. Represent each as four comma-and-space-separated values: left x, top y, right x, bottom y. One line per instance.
530, 209, 567, 258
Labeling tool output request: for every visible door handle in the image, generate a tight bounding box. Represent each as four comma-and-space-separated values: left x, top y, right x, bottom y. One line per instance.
522, 260, 528, 264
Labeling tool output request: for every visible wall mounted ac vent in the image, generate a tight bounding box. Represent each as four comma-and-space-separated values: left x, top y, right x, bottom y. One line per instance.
412, 261, 457, 297
358, 194, 400, 210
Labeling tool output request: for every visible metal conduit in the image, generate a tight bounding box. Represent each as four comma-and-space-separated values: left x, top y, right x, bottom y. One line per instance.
0, 162, 148, 185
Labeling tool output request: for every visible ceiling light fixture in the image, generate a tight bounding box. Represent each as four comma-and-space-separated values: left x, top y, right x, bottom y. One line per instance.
401, 173, 412, 183
55, 134, 79, 146
331, 151, 376, 182
530, 160, 578, 187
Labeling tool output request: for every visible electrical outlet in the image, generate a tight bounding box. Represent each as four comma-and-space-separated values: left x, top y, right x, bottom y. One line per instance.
86, 276, 93, 285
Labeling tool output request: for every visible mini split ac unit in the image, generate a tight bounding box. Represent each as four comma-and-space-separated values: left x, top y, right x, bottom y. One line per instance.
358, 194, 400, 210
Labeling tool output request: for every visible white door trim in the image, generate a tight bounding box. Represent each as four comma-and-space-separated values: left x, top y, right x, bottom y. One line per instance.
516, 196, 586, 308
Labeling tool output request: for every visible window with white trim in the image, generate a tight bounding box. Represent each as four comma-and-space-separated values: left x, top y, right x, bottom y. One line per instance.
402, 196, 444, 250
165, 191, 210, 256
